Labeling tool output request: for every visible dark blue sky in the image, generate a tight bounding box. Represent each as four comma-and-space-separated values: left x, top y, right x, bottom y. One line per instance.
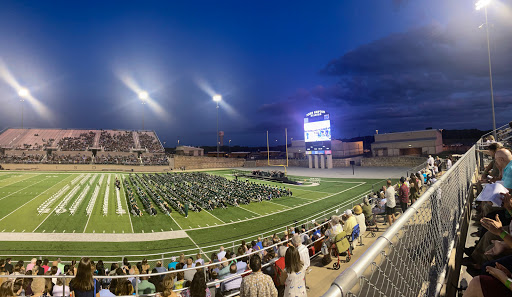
1, 0, 511, 146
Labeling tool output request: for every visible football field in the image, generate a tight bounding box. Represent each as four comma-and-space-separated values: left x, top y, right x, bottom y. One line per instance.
0, 169, 388, 262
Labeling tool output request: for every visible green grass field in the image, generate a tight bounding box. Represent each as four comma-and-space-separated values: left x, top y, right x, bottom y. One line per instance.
0, 170, 389, 264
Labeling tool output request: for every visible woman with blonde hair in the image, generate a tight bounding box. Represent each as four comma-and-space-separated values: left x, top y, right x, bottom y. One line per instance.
284, 246, 307, 297
161, 274, 178, 297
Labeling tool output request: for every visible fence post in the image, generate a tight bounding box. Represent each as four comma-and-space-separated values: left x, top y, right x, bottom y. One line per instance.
135, 275, 139, 297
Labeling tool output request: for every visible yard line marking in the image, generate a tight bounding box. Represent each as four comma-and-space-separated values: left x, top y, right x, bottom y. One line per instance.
187, 234, 211, 261
238, 206, 260, 216
265, 200, 291, 209
0, 174, 40, 189
203, 210, 226, 224
0, 177, 50, 201
291, 196, 316, 201
118, 178, 134, 233
181, 182, 366, 232
0, 174, 75, 224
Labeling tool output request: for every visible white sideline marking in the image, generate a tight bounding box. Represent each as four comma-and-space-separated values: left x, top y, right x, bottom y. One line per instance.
187, 234, 211, 261
167, 213, 183, 230
203, 210, 226, 224
0, 177, 50, 201
0, 175, 75, 224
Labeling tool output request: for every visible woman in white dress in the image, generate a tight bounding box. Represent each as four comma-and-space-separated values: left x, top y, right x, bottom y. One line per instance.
284, 246, 307, 297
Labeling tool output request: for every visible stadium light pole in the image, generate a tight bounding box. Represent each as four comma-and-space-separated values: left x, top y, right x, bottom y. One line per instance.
18, 88, 29, 129
229, 139, 231, 154
213, 95, 222, 157
138, 91, 148, 130
476, 0, 497, 139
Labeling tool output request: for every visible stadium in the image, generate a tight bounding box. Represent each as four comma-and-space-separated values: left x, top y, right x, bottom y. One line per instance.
1, 1, 512, 297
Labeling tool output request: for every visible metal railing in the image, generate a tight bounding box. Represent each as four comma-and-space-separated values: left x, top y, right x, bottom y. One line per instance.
322, 144, 478, 297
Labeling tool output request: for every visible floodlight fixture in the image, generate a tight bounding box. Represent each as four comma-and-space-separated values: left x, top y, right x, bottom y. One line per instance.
18, 88, 29, 98
138, 91, 149, 100
213, 94, 222, 102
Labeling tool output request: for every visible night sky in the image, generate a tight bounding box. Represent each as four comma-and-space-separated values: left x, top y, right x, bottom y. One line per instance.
0, 0, 511, 147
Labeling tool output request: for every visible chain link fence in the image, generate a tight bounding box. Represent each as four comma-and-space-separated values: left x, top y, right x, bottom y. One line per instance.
322, 145, 478, 297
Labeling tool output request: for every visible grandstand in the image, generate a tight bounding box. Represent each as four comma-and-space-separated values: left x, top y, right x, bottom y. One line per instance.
0, 123, 510, 297
0, 128, 168, 165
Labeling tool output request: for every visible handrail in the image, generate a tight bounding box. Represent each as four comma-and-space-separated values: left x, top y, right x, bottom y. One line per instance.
322, 141, 479, 297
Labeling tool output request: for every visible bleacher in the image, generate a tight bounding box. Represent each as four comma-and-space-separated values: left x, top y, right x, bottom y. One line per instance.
0, 128, 168, 166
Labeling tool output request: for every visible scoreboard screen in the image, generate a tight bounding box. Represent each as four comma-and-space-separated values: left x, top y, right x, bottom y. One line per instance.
304, 110, 332, 155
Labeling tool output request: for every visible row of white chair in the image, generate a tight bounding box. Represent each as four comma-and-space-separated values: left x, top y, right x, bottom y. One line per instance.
37, 184, 71, 214
103, 175, 111, 216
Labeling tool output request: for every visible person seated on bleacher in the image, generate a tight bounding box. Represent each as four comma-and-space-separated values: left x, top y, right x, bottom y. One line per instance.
465, 150, 512, 270
342, 210, 357, 235
361, 197, 373, 222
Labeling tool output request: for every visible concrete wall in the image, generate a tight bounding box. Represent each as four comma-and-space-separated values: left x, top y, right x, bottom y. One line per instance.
0, 163, 171, 172
173, 155, 244, 170
361, 156, 425, 167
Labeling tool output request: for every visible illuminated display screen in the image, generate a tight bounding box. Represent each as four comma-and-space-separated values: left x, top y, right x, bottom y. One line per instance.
304, 120, 331, 142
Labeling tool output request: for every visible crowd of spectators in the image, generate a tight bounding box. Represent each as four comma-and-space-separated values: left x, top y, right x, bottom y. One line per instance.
142, 154, 169, 166
95, 154, 139, 165
459, 128, 512, 297
138, 132, 165, 153
45, 154, 92, 164
0, 153, 44, 164
58, 132, 95, 151
99, 131, 135, 152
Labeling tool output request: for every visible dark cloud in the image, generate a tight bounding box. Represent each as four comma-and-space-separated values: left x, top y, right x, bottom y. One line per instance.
254, 19, 512, 138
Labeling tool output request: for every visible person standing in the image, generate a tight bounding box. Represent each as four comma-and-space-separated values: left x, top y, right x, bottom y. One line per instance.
385, 180, 396, 226
398, 177, 409, 213
283, 246, 307, 297
240, 254, 278, 297
184, 202, 189, 218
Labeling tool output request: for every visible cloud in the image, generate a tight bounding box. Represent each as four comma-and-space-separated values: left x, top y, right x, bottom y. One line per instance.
254, 19, 512, 138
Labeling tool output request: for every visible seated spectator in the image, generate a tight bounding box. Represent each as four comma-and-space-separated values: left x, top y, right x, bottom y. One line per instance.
31, 278, 46, 297
174, 270, 186, 290
217, 247, 226, 261
26, 258, 37, 272
180, 271, 211, 297
196, 253, 205, 266
161, 274, 178, 297
116, 279, 134, 296
137, 272, 156, 295
154, 260, 166, 274
240, 254, 277, 297
221, 263, 242, 295
342, 210, 357, 234
167, 256, 178, 270
52, 274, 71, 297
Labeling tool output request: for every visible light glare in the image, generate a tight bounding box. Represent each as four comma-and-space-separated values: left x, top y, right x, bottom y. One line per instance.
213, 94, 222, 102
138, 91, 148, 100
18, 88, 29, 98
475, 0, 491, 10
